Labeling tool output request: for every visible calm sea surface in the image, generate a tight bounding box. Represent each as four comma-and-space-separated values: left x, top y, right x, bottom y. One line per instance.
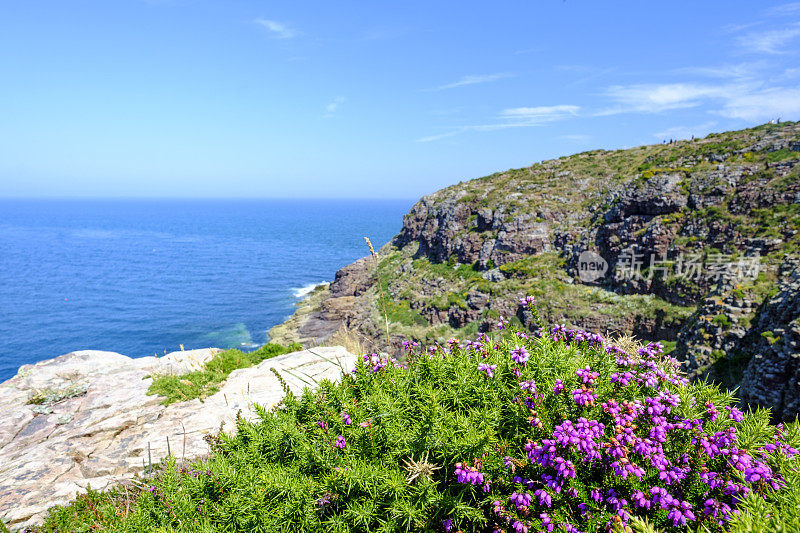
0, 199, 412, 381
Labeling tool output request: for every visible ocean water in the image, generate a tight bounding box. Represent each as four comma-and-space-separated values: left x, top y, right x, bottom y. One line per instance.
0, 199, 412, 382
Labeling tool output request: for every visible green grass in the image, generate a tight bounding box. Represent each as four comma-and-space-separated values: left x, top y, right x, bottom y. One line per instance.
147, 342, 302, 405
385, 299, 428, 327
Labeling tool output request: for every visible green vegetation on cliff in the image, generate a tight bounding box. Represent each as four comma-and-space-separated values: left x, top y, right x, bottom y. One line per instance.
32, 307, 800, 532
279, 122, 800, 419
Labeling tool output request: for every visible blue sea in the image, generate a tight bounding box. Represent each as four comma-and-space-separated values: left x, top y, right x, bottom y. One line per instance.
0, 199, 412, 382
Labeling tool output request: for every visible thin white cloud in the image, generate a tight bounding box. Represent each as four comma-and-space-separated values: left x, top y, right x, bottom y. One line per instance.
559, 134, 592, 141
598, 83, 735, 115
677, 62, 760, 80
500, 105, 580, 121
598, 78, 800, 124
416, 104, 579, 142
416, 130, 464, 143
739, 23, 800, 54
718, 85, 800, 121
324, 96, 346, 117
768, 2, 800, 16
254, 18, 298, 39
431, 73, 514, 91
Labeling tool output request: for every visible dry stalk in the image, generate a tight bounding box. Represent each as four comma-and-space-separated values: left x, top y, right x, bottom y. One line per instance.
364, 237, 390, 347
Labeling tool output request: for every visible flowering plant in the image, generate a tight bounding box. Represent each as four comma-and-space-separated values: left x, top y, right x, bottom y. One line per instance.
36, 298, 800, 533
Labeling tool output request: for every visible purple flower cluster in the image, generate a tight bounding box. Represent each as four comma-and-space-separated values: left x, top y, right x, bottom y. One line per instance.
445, 323, 797, 533
571, 386, 597, 406
478, 363, 498, 378
454, 462, 490, 491
550, 325, 604, 348
511, 346, 529, 365
361, 353, 391, 373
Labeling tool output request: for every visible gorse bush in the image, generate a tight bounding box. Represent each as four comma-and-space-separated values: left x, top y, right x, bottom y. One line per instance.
34, 299, 799, 532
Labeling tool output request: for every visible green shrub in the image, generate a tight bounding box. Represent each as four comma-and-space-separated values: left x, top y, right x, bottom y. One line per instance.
35, 301, 800, 532
386, 300, 428, 327
712, 314, 732, 329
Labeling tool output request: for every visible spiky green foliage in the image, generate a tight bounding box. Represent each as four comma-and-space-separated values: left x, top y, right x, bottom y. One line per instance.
32, 311, 799, 533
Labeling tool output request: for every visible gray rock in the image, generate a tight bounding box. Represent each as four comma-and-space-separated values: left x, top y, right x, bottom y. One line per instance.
0, 346, 356, 531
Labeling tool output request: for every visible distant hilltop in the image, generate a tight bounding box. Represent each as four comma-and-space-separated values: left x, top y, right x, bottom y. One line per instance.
272, 121, 800, 420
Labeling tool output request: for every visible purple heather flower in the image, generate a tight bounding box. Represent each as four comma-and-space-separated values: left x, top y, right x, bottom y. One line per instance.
534, 488, 552, 507
553, 379, 564, 394
478, 363, 497, 378
571, 387, 597, 406
610, 371, 635, 387
704, 498, 735, 526
510, 491, 532, 510
442, 519, 453, 532
511, 520, 529, 533
726, 406, 745, 422
335, 435, 346, 449
317, 419, 326, 429
576, 366, 598, 386
553, 456, 576, 479
363, 353, 389, 372
520, 295, 536, 306
705, 402, 719, 421
340, 411, 352, 426
551, 324, 567, 340
631, 490, 651, 509
454, 463, 485, 485
604, 489, 627, 512
511, 346, 529, 364
667, 501, 695, 526
539, 513, 554, 533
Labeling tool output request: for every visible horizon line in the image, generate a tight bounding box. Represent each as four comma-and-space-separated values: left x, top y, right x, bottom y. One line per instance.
0, 195, 419, 202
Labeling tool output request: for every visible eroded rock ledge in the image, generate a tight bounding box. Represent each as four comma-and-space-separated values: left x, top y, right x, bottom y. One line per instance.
0, 346, 356, 531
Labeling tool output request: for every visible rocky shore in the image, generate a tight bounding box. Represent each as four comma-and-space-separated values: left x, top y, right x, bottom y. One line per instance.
0, 346, 356, 530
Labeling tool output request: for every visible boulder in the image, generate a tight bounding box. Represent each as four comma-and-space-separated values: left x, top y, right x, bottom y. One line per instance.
0, 346, 356, 531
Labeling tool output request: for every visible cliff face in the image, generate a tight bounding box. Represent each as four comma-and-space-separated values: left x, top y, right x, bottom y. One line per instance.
272, 121, 800, 417
738, 258, 800, 421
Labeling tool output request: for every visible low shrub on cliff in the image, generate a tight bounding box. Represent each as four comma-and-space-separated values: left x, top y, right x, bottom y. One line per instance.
147, 342, 302, 405
35, 300, 800, 532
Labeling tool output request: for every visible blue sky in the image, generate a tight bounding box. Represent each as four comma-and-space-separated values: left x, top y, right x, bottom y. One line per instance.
1, 1, 799, 199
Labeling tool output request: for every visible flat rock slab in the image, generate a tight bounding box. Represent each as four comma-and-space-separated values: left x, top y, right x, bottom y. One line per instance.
0, 346, 356, 531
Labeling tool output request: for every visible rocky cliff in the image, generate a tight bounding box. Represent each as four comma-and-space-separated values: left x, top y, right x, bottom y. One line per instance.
272, 121, 800, 419
0, 346, 356, 531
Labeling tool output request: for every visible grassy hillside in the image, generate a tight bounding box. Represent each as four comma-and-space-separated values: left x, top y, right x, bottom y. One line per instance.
273, 122, 800, 412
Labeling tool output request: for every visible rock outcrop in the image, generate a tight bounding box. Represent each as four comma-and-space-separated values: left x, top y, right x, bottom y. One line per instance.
738, 258, 800, 421
0, 346, 356, 531
274, 121, 800, 418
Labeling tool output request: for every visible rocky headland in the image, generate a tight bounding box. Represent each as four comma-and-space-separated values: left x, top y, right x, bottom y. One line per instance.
0, 346, 356, 530
271, 121, 800, 420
